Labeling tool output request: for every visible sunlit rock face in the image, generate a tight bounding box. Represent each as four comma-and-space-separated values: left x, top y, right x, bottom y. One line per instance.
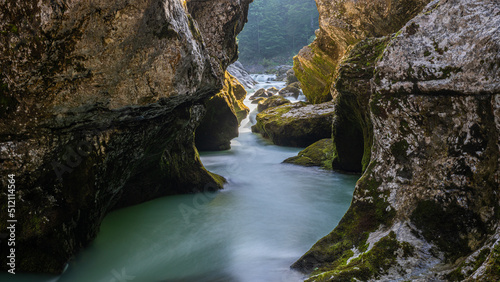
293, 0, 500, 280
293, 0, 431, 104
0, 0, 251, 274
195, 71, 249, 151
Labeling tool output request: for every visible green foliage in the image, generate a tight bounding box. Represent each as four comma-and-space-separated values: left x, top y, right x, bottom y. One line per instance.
238, 0, 319, 65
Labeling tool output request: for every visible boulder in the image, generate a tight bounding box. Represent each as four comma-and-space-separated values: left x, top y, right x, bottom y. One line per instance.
251, 97, 267, 104
257, 95, 291, 112
227, 61, 258, 89
286, 68, 299, 85
292, 0, 500, 280
251, 102, 335, 147
0, 0, 251, 274
283, 139, 334, 169
196, 72, 249, 151
278, 84, 301, 99
267, 86, 280, 95
249, 88, 272, 100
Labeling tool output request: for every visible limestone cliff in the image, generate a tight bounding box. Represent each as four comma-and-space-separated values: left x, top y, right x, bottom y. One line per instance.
0, 0, 251, 274
293, 0, 500, 280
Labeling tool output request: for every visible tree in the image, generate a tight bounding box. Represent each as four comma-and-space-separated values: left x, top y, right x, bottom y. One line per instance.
237, 0, 318, 66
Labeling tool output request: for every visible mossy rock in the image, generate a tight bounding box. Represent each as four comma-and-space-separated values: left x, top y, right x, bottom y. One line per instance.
195, 72, 248, 151
292, 163, 397, 279
331, 36, 390, 173
283, 138, 334, 169
293, 42, 337, 104
267, 87, 279, 94
251, 101, 335, 147
251, 97, 266, 104
410, 199, 487, 263
257, 95, 290, 112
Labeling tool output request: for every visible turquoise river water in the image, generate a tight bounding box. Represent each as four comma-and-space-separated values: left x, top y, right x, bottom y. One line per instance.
2, 76, 358, 282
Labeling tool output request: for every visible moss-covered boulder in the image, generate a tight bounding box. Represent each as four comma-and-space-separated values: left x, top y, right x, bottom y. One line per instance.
293, 0, 431, 104
251, 97, 266, 104
293, 41, 337, 104
283, 139, 334, 169
330, 36, 390, 173
257, 95, 290, 112
195, 72, 249, 151
267, 86, 280, 95
251, 102, 335, 147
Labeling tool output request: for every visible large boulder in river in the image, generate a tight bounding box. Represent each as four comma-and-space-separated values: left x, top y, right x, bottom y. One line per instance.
227, 61, 257, 89
293, 0, 431, 104
283, 139, 334, 169
257, 95, 291, 112
196, 72, 249, 151
251, 102, 335, 147
292, 0, 500, 280
0, 0, 251, 274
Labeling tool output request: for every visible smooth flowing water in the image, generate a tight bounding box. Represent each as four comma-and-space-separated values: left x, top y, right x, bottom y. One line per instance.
3, 76, 358, 282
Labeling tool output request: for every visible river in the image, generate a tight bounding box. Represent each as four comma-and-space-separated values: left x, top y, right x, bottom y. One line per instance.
2, 75, 358, 282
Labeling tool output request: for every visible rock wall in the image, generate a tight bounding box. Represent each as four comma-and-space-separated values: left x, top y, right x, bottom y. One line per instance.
293, 0, 431, 104
293, 0, 500, 280
0, 0, 251, 274
195, 71, 249, 151
294, 0, 431, 172
331, 37, 390, 172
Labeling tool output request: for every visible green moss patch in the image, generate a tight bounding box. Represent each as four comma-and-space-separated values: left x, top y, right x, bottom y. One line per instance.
307, 231, 413, 281
293, 43, 337, 104
283, 139, 334, 169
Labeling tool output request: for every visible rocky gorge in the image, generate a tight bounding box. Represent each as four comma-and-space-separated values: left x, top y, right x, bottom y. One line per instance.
0, 0, 498, 281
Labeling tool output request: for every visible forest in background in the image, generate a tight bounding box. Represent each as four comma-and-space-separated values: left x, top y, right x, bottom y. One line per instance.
237, 0, 319, 68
